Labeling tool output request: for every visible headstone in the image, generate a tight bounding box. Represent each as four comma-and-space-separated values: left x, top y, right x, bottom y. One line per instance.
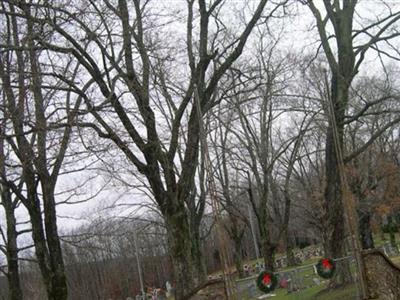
243, 264, 250, 276
286, 278, 294, 293
255, 263, 261, 273
389, 244, 399, 256
166, 281, 172, 297
279, 277, 288, 288
247, 283, 257, 298
382, 243, 389, 256
287, 270, 301, 292
281, 257, 287, 268
257, 294, 276, 299
275, 260, 280, 269
312, 277, 321, 286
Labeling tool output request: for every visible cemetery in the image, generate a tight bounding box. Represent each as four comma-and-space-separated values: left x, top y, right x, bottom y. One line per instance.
1, 1, 400, 300
190, 240, 400, 299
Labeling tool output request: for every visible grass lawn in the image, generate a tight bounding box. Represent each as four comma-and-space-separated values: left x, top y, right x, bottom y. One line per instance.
373, 232, 400, 248
273, 284, 357, 300
237, 283, 358, 300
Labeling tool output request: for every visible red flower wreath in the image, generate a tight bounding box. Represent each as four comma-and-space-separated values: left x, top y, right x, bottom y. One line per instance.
256, 271, 278, 293
316, 258, 336, 279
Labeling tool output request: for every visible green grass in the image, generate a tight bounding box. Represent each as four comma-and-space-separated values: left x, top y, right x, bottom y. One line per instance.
236, 282, 358, 300
373, 232, 400, 248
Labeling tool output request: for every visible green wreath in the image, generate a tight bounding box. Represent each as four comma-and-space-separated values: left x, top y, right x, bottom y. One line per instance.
316, 258, 336, 279
256, 271, 278, 293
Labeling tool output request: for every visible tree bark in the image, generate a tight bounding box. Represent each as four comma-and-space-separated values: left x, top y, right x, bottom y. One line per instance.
387, 216, 397, 249
2, 189, 23, 300
324, 77, 353, 287
286, 237, 297, 267
261, 234, 276, 272
0, 122, 23, 300
42, 189, 68, 300
228, 224, 245, 278
164, 200, 206, 300
232, 234, 245, 278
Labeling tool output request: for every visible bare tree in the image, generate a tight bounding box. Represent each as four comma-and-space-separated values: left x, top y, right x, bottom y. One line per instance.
291, 128, 330, 254
0, 2, 85, 298
213, 36, 311, 271
304, 0, 400, 286
0, 118, 23, 300
5, 0, 291, 297
209, 110, 249, 278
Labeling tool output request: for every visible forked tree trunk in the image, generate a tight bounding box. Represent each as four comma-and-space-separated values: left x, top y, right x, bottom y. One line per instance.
28, 188, 68, 300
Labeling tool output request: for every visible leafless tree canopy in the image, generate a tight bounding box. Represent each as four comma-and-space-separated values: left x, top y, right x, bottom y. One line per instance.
0, 0, 400, 299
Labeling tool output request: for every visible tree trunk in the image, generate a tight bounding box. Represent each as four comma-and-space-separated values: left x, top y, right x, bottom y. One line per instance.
29, 204, 53, 295
29, 195, 67, 300
233, 237, 244, 278
164, 201, 205, 300
2, 189, 23, 300
282, 222, 297, 267
358, 210, 374, 249
388, 216, 397, 249
0, 124, 23, 300
261, 237, 276, 272
324, 78, 353, 286
380, 220, 387, 241
191, 226, 207, 283
282, 224, 297, 267
381, 230, 387, 241
325, 125, 353, 287
286, 238, 297, 267
42, 190, 68, 300
389, 231, 396, 249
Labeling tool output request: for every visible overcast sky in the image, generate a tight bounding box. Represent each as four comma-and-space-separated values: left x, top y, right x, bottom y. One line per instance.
1, 0, 399, 251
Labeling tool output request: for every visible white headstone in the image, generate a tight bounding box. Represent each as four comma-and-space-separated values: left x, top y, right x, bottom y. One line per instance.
312, 278, 321, 286
165, 281, 172, 297
166, 281, 172, 292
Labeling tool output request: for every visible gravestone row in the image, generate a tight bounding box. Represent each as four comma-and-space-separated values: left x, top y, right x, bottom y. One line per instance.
240, 245, 324, 277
